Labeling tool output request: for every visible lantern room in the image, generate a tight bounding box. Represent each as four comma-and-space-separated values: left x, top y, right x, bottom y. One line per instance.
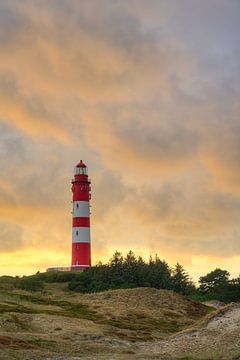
74, 160, 88, 175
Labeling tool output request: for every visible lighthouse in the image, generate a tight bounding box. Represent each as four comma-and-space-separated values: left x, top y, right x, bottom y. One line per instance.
71, 160, 91, 269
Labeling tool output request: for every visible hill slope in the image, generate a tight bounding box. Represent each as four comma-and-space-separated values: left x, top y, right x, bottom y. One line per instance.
0, 286, 220, 359
140, 303, 240, 360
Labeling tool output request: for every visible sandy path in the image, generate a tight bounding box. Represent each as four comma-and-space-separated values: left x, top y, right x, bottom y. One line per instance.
137, 304, 240, 360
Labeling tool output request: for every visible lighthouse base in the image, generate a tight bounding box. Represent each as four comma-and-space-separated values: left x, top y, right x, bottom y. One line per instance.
71, 242, 91, 268
71, 265, 90, 271
46, 265, 89, 272
47, 266, 71, 272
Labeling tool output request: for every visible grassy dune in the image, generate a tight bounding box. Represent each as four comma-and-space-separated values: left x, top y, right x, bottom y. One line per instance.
0, 281, 215, 360
2, 277, 239, 359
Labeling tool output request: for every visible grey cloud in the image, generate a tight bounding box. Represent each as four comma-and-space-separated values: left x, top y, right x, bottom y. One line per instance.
117, 173, 240, 257
0, 72, 70, 140
166, 232, 240, 259
145, 181, 240, 230
0, 2, 29, 46
0, 123, 68, 207
92, 170, 127, 221
0, 0, 240, 264
117, 117, 198, 162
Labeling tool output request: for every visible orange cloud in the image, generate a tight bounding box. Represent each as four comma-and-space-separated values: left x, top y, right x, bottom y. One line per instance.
0, 0, 240, 278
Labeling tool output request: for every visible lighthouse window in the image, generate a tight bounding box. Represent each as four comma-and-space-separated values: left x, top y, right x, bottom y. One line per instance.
76, 230, 78, 236
76, 203, 79, 208
76, 244, 78, 250
74, 166, 87, 175
76, 260, 78, 265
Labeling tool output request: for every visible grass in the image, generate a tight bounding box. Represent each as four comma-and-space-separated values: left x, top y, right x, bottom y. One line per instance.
0, 335, 56, 351
9, 288, 213, 337
0, 291, 103, 321
29, 338, 56, 348
0, 287, 238, 360
0, 303, 37, 314
0, 287, 206, 346
0, 287, 215, 345
105, 315, 181, 333
177, 350, 240, 360
0, 290, 190, 333
8, 314, 30, 331
61, 302, 103, 320
233, 354, 240, 360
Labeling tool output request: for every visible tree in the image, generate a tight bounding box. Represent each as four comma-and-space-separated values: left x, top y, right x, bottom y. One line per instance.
121, 251, 138, 287
110, 251, 123, 267
199, 268, 230, 294
172, 263, 195, 294
67, 251, 195, 294
109, 251, 124, 288
147, 255, 172, 290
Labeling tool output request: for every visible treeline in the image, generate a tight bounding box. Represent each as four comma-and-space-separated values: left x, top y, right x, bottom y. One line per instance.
6, 251, 240, 303
68, 251, 195, 294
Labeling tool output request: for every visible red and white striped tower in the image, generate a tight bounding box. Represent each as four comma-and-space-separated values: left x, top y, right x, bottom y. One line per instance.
71, 160, 91, 270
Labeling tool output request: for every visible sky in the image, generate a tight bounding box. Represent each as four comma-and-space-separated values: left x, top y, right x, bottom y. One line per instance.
0, 0, 240, 281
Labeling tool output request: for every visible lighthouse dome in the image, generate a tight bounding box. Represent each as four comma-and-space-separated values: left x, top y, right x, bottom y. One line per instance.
74, 160, 87, 175
76, 160, 86, 168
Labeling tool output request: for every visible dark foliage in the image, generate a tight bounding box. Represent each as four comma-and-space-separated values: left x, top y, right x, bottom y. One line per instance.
196, 268, 240, 303
172, 263, 196, 295
10, 253, 239, 303
15, 276, 45, 292
67, 254, 240, 302
199, 268, 230, 294
34, 271, 78, 283
68, 251, 195, 294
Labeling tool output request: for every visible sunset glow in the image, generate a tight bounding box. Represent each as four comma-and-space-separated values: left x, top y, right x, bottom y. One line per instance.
0, 1, 240, 281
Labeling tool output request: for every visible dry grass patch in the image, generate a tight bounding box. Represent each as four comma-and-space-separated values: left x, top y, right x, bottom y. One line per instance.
76, 288, 213, 341
0, 287, 216, 359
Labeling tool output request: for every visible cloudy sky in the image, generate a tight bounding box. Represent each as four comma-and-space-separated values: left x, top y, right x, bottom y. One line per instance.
0, 0, 240, 280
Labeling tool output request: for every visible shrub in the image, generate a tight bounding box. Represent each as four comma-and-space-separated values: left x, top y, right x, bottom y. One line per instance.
15, 277, 45, 292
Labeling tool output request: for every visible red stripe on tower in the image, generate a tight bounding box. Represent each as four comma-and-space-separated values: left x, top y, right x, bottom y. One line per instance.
71, 160, 91, 270
72, 217, 90, 227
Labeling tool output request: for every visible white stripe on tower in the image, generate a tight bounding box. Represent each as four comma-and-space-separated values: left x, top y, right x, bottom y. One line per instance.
73, 201, 90, 217
72, 227, 90, 243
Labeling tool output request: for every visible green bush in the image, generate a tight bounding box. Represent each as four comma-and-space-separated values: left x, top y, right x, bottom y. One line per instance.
0, 275, 15, 289
34, 271, 78, 283
15, 277, 45, 292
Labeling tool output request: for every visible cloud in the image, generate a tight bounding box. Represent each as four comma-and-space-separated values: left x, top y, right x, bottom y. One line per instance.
0, 0, 240, 275
0, 72, 71, 142
0, 220, 23, 251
